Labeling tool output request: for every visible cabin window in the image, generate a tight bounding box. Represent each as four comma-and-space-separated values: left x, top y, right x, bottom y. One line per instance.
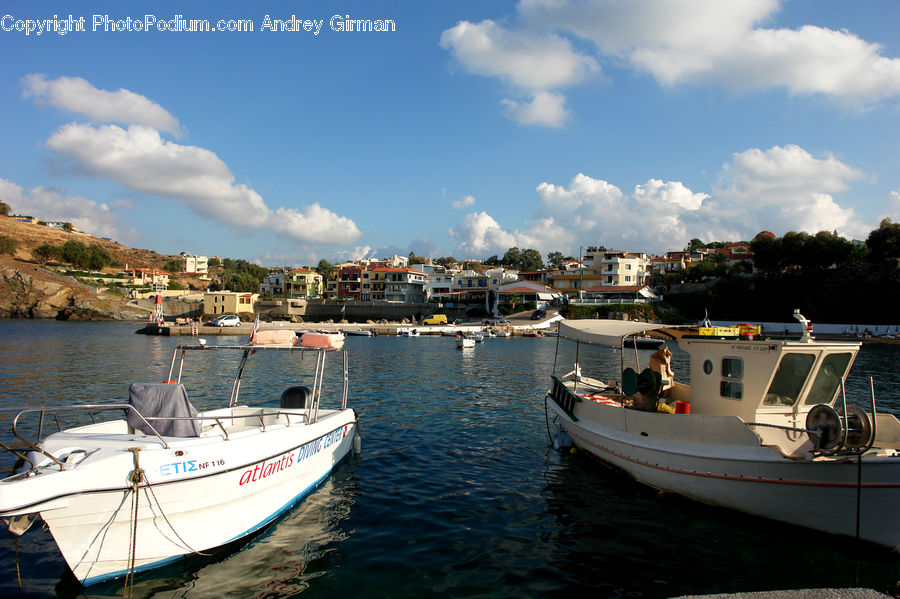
764, 353, 816, 407
805, 353, 852, 406
720, 381, 742, 399
720, 357, 743, 399
722, 357, 743, 379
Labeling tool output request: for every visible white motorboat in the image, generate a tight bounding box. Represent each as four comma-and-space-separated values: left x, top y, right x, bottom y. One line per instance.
545, 311, 900, 550
456, 335, 476, 349
0, 334, 360, 587
399, 328, 420, 337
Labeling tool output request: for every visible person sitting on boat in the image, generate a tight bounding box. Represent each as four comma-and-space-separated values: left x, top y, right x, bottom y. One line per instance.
649, 347, 674, 393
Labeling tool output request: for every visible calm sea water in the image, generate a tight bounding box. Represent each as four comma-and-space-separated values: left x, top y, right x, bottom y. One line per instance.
1, 320, 899, 598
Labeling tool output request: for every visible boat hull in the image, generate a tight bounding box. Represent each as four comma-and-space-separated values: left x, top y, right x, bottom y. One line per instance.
2, 410, 357, 585
549, 401, 900, 550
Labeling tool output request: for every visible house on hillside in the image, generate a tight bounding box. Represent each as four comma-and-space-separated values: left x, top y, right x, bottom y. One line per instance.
203, 291, 258, 316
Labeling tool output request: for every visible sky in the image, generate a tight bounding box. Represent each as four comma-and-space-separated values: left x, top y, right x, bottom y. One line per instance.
2, 0, 900, 267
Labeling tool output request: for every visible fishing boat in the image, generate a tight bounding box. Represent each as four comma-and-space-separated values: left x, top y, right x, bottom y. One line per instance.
0, 332, 360, 586
544, 310, 900, 549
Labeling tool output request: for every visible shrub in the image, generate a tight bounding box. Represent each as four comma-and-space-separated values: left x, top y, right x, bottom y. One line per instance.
0, 235, 16, 255
32, 243, 59, 264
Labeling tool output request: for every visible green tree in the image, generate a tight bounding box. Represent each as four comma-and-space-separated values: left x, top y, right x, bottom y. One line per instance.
60, 240, 89, 268
61, 222, 74, 232
86, 244, 111, 270
32, 243, 59, 264
867, 218, 900, 262
501, 247, 522, 268
685, 238, 705, 252
0, 235, 17, 255
483, 255, 501, 266
506, 293, 522, 310
546, 251, 564, 268
316, 258, 334, 277
165, 259, 184, 273
0, 201, 9, 216
520, 248, 543, 271
750, 234, 784, 275
208, 257, 221, 268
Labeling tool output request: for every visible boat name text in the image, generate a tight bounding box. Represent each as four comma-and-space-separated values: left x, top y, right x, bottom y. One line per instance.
159, 458, 225, 476
729, 344, 771, 352
238, 425, 349, 486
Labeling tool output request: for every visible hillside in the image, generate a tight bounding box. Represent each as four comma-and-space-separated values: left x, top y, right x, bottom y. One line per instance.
0, 218, 180, 320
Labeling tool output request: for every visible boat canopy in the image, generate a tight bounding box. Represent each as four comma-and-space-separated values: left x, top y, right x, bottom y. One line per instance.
557, 319, 670, 347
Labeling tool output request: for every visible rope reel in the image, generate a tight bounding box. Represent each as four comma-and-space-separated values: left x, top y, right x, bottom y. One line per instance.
805, 403, 874, 454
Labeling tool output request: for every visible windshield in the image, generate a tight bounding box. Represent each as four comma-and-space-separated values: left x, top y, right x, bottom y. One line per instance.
805, 352, 852, 406
763, 353, 816, 407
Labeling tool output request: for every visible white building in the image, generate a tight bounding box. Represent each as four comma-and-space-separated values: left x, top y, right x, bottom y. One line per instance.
260, 272, 284, 296
181, 254, 209, 275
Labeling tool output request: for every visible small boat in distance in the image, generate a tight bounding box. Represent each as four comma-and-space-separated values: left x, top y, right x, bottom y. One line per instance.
624, 334, 665, 350
456, 336, 476, 349
341, 328, 374, 336
0, 334, 360, 586
544, 310, 900, 550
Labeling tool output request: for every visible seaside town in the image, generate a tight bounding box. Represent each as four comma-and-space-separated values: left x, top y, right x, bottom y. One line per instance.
3, 207, 900, 338
0, 208, 799, 324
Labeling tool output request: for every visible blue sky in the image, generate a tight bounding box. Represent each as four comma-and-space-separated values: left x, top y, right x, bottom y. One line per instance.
2, 0, 899, 267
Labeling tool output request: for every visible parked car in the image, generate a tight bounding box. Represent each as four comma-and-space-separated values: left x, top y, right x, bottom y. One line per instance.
483, 317, 509, 325
422, 314, 448, 325
530, 309, 547, 321
211, 314, 241, 327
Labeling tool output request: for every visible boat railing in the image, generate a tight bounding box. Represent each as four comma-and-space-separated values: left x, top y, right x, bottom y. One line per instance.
0, 404, 315, 477
165, 344, 349, 418
548, 376, 582, 422
1, 404, 171, 473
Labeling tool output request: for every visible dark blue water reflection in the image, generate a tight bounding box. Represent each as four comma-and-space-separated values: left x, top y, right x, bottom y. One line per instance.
0, 321, 898, 598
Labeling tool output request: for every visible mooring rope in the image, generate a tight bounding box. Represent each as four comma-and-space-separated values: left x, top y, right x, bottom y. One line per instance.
123, 446, 210, 597
124, 448, 143, 599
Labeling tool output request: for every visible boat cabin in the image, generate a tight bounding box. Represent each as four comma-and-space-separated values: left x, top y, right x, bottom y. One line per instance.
675, 336, 858, 431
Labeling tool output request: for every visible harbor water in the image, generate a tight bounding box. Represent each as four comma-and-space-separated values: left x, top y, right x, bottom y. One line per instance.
1, 320, 899, 598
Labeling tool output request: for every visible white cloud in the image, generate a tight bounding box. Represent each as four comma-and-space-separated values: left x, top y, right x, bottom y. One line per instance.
715, 144, 867, 237
332, 246, 375, 262
449, 143, 868, 257
881, 189, 900, 222
271, 204, 362, 245
43, 123, 361, 245
440, 18, 599, 127
440, 19, 599, 90
442, 1, 900, 122
452, 194, 476, 209
501, 90, 571, 127
23, 75, 362, 247
0, 178, 135, 242
448, 211, 518, 255
22, 74, 182, 135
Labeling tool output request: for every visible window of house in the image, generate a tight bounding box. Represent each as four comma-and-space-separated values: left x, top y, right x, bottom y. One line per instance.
764, 353, 816, 407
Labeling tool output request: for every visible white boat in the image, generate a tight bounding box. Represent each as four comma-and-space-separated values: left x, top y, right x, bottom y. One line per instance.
0, 335, 360, 586
545, 311, 900, 550
399, 328, 420, 337
456, 336, 476, 349
494, 330, 511, 338
341, 328, 373, 337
